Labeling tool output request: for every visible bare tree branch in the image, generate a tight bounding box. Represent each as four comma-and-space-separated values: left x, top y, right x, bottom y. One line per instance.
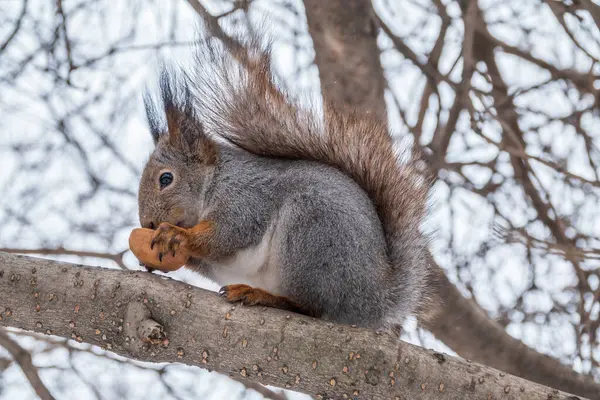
423, 268, 600, 400
0, 0, 28, 53
0, 252, 589, 399
0, 327, 55, 400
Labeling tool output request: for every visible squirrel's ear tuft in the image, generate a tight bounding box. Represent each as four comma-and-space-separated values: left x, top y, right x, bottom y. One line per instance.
143, 91, 162, 145
152, 67, 216, 163
159, 68, 182, 146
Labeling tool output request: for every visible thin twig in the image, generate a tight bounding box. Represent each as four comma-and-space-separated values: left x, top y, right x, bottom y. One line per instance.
0, 328, 55, 400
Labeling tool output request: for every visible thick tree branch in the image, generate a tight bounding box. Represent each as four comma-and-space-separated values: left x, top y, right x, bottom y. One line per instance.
0, 252, 585, 399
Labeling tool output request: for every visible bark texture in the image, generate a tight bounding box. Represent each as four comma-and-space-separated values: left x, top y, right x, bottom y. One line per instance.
0, 252, 587, 400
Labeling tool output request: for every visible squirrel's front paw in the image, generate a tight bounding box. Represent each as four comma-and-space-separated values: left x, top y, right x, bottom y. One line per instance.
151, 223, 188, 262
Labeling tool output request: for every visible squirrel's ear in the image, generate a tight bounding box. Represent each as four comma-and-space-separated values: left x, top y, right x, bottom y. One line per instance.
149, 67, 217, 164
171, 111, 218, 165
163, 99, 217, 165
143, 92, 162, 145
197, 135, 218, 165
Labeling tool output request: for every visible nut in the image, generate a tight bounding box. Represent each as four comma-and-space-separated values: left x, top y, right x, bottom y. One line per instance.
129, 228, 188, 272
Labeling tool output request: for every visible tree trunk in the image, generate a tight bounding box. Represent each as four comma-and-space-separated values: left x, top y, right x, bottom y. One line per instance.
303, 0, 387, 119
0, 252, 587, 399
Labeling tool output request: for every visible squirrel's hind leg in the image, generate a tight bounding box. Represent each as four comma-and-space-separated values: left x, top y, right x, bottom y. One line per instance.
218, 284, 315, 317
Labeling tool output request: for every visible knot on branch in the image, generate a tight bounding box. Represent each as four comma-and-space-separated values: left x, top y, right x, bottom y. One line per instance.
124, 302, 166, 353
138, 319, 165, 345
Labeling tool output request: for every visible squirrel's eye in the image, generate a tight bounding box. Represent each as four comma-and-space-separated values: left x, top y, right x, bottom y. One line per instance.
159, 172, 173, 189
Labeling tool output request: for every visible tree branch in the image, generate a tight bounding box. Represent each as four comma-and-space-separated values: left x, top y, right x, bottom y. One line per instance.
422, 268, 600, 400
0, 327, 55, 400
0, 252, 585, 399
0, 0, 28, 53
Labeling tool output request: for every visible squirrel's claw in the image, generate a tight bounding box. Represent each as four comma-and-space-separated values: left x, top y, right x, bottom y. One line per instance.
150, 222, 187, 264
218, 285, 241, 297
168, 234, 181, 257
219, 284, 254, 303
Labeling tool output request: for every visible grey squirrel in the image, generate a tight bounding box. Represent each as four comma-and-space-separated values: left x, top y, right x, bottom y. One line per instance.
137, 34, 434, 330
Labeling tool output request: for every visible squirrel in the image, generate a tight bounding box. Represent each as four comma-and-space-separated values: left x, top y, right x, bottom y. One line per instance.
137, 33, 434, 330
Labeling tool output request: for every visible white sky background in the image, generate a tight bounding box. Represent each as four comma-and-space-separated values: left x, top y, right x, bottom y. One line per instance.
0, 0, 599, 398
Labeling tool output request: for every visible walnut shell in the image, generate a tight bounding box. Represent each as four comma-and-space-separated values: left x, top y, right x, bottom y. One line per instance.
128, 228, 188, 272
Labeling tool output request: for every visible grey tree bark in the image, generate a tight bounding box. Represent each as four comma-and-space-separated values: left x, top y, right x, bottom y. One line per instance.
0, 252, 588, 399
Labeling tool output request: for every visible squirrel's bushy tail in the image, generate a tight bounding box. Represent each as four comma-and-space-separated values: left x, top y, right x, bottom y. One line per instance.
190, 34, 434, 319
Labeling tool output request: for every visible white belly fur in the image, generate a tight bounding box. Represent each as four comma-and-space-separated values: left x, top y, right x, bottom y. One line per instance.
207, 224, 282, 294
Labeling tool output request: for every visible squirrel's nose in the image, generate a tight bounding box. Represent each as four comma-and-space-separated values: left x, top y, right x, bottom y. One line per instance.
140, 218, 156, 230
